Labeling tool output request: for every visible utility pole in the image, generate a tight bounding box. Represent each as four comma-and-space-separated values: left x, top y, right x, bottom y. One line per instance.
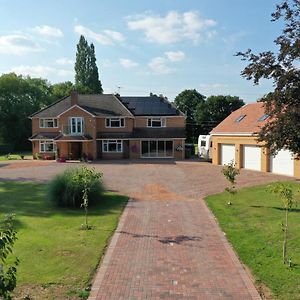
117, 86, 122, 95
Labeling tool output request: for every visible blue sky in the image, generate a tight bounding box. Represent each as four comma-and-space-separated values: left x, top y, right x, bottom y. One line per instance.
0, 0, 282, 102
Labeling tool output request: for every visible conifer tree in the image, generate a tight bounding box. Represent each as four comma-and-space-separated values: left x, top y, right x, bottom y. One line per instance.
74, 35, 103, 94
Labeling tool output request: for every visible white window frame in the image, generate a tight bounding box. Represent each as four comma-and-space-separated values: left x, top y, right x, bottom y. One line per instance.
147, 117, 166, 128
39, 140, 56, 153
105, 118, 125, 128
70, 117, 84, 135
102, 140, 123, 153
39, 118, 58, 128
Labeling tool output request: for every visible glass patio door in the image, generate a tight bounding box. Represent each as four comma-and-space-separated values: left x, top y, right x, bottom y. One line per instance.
141, 140, 173, 158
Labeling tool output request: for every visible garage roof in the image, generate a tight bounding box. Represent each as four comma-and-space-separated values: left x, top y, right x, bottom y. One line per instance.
210, 102, 269, 135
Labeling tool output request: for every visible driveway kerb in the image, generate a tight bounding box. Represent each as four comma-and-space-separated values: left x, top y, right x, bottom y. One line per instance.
88, 199, 132, 300
200, 199, 261, 300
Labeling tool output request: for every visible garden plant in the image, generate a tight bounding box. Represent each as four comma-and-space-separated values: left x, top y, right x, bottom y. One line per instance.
0, 214, 19, 300
222, 160, 240, 205
267, 182, 299, 266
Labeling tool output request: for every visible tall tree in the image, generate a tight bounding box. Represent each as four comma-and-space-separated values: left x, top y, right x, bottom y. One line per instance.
0, 73, 53, 150
74, 35, 103, 94
87, 43, 103, 93
236, 0, 300, 155
174, 89, 206, 142
196, 95, 245, 134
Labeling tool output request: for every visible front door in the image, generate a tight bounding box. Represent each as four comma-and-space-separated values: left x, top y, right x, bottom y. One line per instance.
70, 142, 82, 160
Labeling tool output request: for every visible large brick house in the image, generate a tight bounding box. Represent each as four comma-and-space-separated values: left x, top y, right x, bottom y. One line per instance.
29, 92, 186, 160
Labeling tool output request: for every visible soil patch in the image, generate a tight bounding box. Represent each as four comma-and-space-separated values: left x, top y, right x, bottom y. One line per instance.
132, 183, 187, 201
2, 161, 54, 169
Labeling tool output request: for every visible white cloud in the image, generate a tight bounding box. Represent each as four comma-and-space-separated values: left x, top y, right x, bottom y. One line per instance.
119, 58, 139, 69
74, 25, 125, 45
100, 59, 113, 68
165, 51, 185, 62
148, 51, 185, 74
9, 65, 73, 77
32, 25, 64, 38
103, 30, 126, 42
0, 34, 43, 55
56, 58, 73, 65
148, 57, 174, 74
74, 25, 111, 45
222, 31, 246, 46
127, 11, 216, 44
199, 83, 229, 92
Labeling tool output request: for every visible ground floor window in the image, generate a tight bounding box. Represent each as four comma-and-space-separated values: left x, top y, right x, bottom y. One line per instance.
40, 140, 56, 152
102, 140, 123, 153
141, 140, 173, 158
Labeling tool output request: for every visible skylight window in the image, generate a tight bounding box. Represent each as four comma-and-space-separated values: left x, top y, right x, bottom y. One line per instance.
235, 114, 246, 123
258, 114, 269, 121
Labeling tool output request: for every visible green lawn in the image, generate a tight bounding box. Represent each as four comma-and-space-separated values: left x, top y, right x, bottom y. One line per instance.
205, 182, 300, 300
0, 181, 128, 299
0, 152, 32, 161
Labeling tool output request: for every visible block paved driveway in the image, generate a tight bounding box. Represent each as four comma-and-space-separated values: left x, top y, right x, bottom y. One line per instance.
0, 160, 290, 299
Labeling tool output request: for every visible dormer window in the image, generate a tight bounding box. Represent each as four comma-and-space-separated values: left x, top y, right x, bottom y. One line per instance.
147, 117, 166, 127
258, 114, 269, 121
106, 118, 125, 128
40, 118, 58, 128
235, 114, 246, 123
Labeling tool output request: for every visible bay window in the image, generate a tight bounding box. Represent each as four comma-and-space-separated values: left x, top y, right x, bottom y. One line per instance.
40, 140, 56, 152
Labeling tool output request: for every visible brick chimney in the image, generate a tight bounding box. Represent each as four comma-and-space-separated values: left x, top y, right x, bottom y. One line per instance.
71, 91, 78, 106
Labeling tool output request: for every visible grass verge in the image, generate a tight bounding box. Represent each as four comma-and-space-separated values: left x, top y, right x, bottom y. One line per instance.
205, 181, 300, 300
0, 152, 32, 161
0, 181, 128, 299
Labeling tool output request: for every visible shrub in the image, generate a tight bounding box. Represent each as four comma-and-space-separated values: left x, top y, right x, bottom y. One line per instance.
0, 214, 19, 300
48, 166, 103, 208
222, 160, 240, 205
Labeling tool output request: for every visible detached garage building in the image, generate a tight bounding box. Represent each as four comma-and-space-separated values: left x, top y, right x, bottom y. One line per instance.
210, 102, 300, 178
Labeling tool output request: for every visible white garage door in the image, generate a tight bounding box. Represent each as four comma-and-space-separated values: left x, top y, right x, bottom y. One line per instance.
243, 145, 261, 171
220, 144, 235, 165
270, 149, 294, 176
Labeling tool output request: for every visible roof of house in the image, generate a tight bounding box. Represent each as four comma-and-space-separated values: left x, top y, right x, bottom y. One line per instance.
29, 132, 60, 140
31, 94, 184, 118
30, 94, 133, 118
119, 95, 184, 116
96, 128, 186, 139
210, 102, 269, 135
29, 132, 93, 141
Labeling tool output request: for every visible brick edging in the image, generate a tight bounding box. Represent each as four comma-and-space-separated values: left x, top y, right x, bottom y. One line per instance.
201, 198, 262, 300
88, 199, 132, 300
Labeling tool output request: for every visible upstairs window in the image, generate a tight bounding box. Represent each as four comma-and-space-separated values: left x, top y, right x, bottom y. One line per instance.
106, 118, 125, 128
258, 114, 269, 121
70, 117, 83, 134
40, 118, 58, 128
234, 114, 246, 123
147, 118, 166, 127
